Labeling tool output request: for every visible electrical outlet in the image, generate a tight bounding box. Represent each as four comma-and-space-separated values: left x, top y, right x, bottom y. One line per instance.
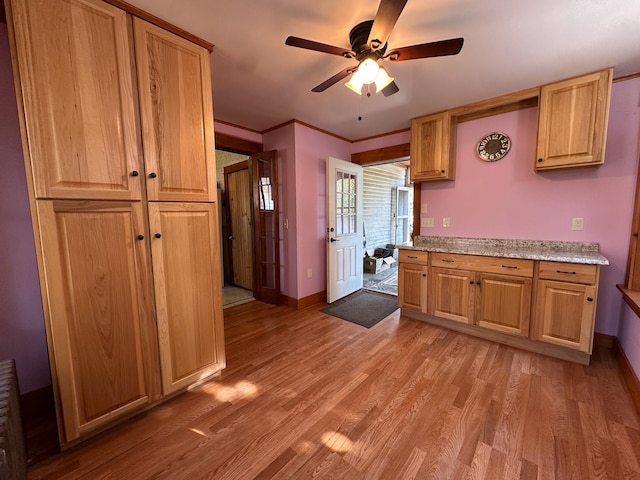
421, 203, 428, 214
572, 217, 584, 231
443, 217, 450, 227
421, 217, 434, 227
307, 268, 312, 278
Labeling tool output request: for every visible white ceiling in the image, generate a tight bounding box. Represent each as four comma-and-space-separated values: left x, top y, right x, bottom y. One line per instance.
126, 0, 640, 141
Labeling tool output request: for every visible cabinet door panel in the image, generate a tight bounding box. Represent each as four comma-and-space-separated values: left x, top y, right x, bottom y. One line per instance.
536, 69, 611, 170
148, 203, 225, 394
37, 201, 156, 441
398, 263, 428, 312
477, 274, 531, 336
410, 111, 455, 182
534, 280, 596, 352
135, 19, 216, 202
428, 267, 474, 323
11, 0, 141, 200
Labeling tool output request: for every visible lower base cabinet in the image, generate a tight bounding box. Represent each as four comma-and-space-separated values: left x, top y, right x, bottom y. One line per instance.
36, 200, 226, 443
399, 251, 600, 363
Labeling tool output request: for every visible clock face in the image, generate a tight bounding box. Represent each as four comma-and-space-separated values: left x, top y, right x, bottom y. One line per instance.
477, 132, 511, 162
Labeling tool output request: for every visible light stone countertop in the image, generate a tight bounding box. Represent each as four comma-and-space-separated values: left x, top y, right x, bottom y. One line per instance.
400, 236, 609, 265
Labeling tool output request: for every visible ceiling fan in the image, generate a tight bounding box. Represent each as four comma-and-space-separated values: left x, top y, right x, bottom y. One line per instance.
285, 0, 464, 97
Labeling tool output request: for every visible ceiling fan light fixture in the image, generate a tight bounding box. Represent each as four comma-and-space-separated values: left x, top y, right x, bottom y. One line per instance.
345, 72, 364, 94
356, 57, 380, 84
374, 67, 394, 93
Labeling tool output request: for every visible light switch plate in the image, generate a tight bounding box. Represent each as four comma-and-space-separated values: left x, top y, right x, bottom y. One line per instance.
421, 217, 434, 227
421, 203, 428, 214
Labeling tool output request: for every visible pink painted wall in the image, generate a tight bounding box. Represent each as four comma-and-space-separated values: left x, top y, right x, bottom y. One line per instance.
0, 24, 50, 394
419, 77, 640, 336
214, 120, 263, 144
351, 130, 411, 154
263, 123, 298, 298
294, 123, 352, 298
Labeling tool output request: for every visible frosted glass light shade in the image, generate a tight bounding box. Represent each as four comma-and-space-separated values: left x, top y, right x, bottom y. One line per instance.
345, 73, 364, 94
374, 67, 394, 93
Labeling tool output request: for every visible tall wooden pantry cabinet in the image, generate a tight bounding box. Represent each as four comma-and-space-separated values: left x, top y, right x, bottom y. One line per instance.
5, 0, 225, 445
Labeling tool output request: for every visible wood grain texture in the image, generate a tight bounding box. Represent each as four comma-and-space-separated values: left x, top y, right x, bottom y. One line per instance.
410, 111, 455, 182
134, 18, 216, 202
148, 202, 226, 394
351, 143, 410, 166
9, 0, 142, 200
27, 301, 640, 479
227, 167, 253, 290
536, 69, 612, 170
398, 262, 428, 313
36, 200, 157, 442
215, 131, 263, 154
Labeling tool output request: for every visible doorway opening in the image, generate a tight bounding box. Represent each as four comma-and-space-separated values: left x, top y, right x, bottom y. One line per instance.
362, 161, 413, 296
217, 150, 254, 307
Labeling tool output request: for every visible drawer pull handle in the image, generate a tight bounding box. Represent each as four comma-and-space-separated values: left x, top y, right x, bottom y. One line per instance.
501, 265, 518, 269
556, 270, 576, 275
441, 259, 455, 263
408, 255, 418, 259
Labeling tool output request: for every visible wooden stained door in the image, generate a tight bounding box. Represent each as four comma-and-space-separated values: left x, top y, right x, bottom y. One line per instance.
225, 163, 253, 290
148, 203, 226, 394
10, 0, 142, 200
134, 18, 216, 202
36, 200, 158, 441
251, 151, 280, 304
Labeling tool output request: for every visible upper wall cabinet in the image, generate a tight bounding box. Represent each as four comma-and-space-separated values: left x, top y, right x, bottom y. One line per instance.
410, 111, 456, 182
535, 69, 612, 171
10, 0, 143, 200
134, 19, 217, 202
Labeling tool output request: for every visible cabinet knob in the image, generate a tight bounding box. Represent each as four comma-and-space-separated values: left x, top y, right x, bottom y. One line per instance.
441, 169, 446, 173
422, 274, 426, 278
537, 158, 543, 163
136, 234, 144, 240
154, 233, 162, 239
476, 281, 481, 285
469, 280, 474, 285
587, 297, 593, 302
149, 172, 157, 178
131, 170, 139, 177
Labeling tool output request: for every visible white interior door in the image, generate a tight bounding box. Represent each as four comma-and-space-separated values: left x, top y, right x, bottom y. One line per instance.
326, 157, 363, 303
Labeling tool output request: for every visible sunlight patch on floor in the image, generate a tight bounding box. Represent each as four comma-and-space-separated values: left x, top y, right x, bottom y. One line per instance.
321, 431, 353, 453
201, 381, 259, 402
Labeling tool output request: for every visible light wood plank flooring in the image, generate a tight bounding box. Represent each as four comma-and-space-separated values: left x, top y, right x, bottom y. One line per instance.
29, 300, 640, 479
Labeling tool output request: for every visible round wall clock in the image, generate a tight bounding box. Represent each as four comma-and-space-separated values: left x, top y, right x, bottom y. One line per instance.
477, 132, 511, 162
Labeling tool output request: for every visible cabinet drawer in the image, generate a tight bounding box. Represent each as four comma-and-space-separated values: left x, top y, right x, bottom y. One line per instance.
399, 250, 429, 265
430, 253, 534, 277
537, 261, 598, 284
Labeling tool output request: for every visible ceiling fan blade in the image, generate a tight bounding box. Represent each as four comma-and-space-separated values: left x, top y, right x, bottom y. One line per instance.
386, 37, 464, 62
311, 67, 357, 92
381, 80, 399, 97
368, 0, 408, 51
285, 36, 355, 58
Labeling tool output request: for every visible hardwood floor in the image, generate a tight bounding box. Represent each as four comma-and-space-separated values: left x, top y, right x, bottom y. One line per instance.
29, 300, 640, 479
